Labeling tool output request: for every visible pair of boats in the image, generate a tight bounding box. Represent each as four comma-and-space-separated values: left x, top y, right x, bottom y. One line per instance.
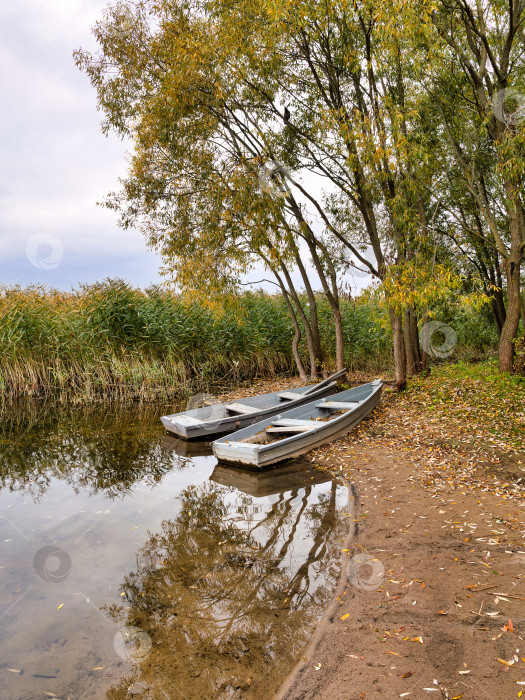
161, 369, 382, 469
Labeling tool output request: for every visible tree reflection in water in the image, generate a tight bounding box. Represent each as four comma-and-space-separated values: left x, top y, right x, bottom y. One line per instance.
104, 476, 347, 699
0, 402, 187, 501
0, 402, 351, 698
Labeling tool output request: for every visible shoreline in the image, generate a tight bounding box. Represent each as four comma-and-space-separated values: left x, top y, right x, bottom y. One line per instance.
274, 381, 525, 699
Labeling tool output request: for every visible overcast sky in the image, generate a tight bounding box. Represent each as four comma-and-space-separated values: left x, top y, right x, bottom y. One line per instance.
0, 0, 372, 293
0, 0, 163, 290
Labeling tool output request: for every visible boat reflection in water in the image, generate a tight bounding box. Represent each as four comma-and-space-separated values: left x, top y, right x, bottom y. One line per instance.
211, 460, 333, 497
104, 459, 350, 699
161, 433, 214, 457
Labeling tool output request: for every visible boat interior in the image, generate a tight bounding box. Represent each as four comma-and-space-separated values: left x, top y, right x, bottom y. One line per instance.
168, 384, 322, 423
224, 383, 377, 446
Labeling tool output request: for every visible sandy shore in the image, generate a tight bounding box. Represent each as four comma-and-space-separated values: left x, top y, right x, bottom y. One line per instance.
273, 383, 525, 700
216, 371, 525, 699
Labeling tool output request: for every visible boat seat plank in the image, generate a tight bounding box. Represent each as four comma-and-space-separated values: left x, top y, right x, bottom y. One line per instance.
226, 403, 257, 415
272, 419, 320, 428
317, 401, 360, 409
266, 426, 314, 433
171, 414, 204, 426
278, 391, 301, 401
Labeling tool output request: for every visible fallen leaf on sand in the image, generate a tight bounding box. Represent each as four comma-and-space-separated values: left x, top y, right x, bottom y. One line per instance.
502, 618, 514, 632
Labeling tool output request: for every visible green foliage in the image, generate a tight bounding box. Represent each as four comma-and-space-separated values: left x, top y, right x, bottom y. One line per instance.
430, 294, 499, 359
0, 279, 498, 400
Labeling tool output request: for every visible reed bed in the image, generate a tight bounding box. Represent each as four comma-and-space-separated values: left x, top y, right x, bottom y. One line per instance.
0, 280, 496, 402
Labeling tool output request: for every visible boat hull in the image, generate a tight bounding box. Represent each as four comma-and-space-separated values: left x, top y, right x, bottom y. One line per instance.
161, 370, 347, 439
212, 381, 382, 469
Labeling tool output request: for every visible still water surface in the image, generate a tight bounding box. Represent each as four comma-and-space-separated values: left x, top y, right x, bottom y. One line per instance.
0, 402, 350, 699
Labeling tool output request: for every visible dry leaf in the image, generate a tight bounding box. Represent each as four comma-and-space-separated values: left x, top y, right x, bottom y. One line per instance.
503, 618, 514, 632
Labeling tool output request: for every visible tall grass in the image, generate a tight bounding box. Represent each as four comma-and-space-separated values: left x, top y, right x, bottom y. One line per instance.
0, 279, 497, 402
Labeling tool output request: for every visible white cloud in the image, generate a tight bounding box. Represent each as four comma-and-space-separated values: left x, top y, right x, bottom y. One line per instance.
0, 0, 162, 289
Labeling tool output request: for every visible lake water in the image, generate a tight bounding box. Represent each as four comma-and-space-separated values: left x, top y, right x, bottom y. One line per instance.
0, 401, 350, 699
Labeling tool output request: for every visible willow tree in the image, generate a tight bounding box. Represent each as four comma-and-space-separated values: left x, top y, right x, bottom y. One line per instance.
75, 0, 355, 377
236, 0, 462, 384
411, 0, 525, 372
77, 0, 504, 388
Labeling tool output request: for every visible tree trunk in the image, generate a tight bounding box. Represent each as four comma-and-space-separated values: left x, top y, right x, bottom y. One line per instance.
499, 257, 521, 373
294, 250, 323, 370
515, 293, 525, 374
404, 306, 421, 376
282, 291, 308, 381
267, 263, 308, 380
332, 305, 346, 373
498, 177, 524, 373
304, 237, 346, 372
490, 286, 507, 336
279, 262, 319, 379
389, 309, 407, 390
420, 311, 430, 373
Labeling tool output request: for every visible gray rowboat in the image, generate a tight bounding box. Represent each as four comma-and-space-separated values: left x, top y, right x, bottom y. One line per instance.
160, 368, 347, 439
211, 380, 382, 469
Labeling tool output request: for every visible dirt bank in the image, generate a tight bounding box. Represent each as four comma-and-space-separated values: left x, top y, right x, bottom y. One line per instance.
276, 378, 525, 700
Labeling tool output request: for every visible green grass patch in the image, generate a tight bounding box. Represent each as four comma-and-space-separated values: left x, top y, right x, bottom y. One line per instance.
406, 360, 525, 459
